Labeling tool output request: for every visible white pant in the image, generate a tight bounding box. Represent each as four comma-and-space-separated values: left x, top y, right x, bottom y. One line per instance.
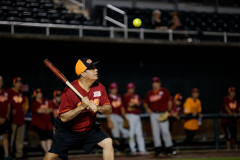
126, 114, 146, 152
110, 114, 129, 139
150, 113, 173, 148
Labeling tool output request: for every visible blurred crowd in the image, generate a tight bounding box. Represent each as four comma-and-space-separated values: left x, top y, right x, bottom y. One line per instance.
0, 75, 239, 159
151, 9, 192, 42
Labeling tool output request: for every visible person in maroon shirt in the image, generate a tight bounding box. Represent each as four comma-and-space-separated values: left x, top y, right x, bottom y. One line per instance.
143, 77, 176, 156
170, 93, 183, 120
44, 58, 113, 160
49, 90, 62, 119
8, 77, 28, 159
123, 83, 149, 155
0, 76, 11, 160
221, 87, 240, 150
31, 88, 53, 155
106, 82, 128, 154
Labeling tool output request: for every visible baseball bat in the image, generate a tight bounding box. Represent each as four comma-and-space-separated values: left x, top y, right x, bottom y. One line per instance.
43, 59, 97, 113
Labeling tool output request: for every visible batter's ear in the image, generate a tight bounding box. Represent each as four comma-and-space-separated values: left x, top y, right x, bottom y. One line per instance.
80, 71, 86, 78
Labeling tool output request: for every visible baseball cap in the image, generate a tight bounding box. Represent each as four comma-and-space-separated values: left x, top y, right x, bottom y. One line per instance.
228, 87, 236, 93
13, 77, 22, 84
191, 88, 199, 93
126, 83, 135, 89
75, 58, 99, 75
174, 93, 183, 101
109, 82, 118, 89
53, 90, 62, 97
151, 77, 160, 83
33, 88, 42, 96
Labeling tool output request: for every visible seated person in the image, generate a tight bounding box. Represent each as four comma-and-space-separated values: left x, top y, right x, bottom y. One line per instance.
151, 9, 168, 30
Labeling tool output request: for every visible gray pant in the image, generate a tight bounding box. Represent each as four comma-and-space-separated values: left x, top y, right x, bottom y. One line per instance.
126, 114, 146, 152
110, 114, 129, 139
150, 113, 173, 148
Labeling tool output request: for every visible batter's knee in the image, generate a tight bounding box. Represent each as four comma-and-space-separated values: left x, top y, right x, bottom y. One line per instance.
99, 138, 113, 149
43, 152, 59, 160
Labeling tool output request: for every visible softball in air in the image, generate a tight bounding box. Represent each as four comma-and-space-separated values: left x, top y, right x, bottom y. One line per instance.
133, 18, 142, 27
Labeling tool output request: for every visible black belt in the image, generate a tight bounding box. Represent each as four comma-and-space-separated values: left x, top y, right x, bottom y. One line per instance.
152, 111, 167, 113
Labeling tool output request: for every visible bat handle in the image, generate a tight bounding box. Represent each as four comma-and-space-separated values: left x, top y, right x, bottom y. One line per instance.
66, 81, 97, 113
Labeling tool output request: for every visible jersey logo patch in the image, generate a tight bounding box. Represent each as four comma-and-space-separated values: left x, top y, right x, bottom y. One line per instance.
93, 91, 101, 97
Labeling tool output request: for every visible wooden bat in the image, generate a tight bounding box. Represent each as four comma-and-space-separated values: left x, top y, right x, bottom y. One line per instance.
43, 59, 97, 113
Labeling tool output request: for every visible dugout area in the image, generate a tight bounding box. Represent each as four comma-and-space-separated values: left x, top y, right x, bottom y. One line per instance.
0, 33, 240, 159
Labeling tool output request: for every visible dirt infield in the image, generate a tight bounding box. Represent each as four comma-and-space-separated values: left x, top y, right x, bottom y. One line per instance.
28, 150, 240, 160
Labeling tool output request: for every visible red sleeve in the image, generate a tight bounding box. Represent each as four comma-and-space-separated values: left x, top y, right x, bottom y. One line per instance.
100, 87, 110, 106
221, 98, 228, 110
58, 88, 74, 114
31, 101, 39, 113
143, 92, 150, 104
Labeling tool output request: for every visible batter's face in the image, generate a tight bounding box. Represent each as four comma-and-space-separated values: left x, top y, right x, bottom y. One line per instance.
0, 76, 3, 89
82, 66, 98, 81
192, 92, 199, 99
229, 91, 236, 98
109, 88, 118, 95
13, 82, 22, 91
152, 82, 161, 90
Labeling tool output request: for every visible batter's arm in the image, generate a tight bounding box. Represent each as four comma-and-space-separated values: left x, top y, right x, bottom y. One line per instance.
97, 104, 112, 114
60, 105, 86, 123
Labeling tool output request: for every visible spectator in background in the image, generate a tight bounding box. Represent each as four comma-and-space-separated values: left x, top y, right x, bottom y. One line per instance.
31, 88, 53, 155
106, 82, 128, 154
183, 88, 202, 145
143, 77, 176, 156
170, 93, 184, 120
123, 83, 149, 155
0, 76, 12, 160
221, 87, 240, 150
151, 9, 168, 30
49, 90, 62, 119
169, 12, 192, 42
8, 77, 28, 159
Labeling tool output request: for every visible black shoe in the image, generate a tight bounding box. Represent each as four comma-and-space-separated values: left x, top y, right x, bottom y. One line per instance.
166, 147, 177, 156
154, 147, 162, 156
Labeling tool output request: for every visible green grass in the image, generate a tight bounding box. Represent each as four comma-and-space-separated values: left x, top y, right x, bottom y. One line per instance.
165, 158, 240, 160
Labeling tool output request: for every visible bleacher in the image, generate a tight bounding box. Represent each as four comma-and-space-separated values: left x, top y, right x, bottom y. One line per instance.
93, 5, 240, 33
0, 0, 91, 25
0, 1, 240, 42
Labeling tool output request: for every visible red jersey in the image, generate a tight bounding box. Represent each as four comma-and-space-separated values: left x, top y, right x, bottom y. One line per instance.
58, 80, 110, 132
221, 96, 240, 124
0, 88, 9, 118
143, 88, 171, 112
171, 99, 183, 114
108, 94, 122, 115
123, 93, 141, 114
8, 88, 26, 125
31, 98, 53, 130
49, 99, 60, 117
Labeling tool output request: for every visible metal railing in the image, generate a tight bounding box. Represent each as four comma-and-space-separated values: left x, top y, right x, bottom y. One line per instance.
68, 0, 85, 16
103, 4, 128, 39
1, 21, 240, 43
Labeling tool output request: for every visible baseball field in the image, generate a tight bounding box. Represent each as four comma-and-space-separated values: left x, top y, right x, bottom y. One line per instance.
28, 150, 240, 160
